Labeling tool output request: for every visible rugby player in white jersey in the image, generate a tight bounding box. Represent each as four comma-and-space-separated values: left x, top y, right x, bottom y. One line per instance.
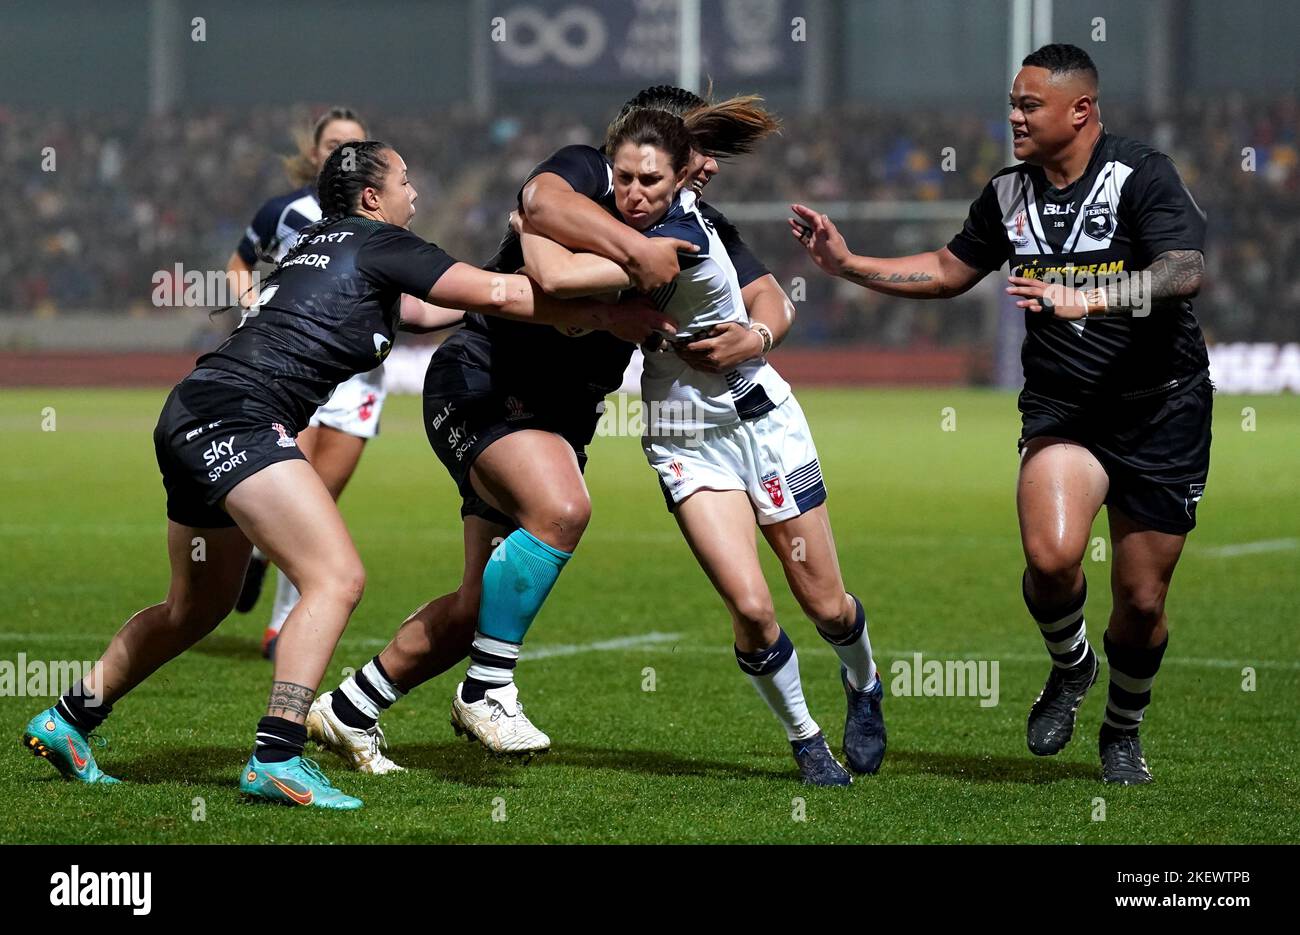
516, 101, 887, 785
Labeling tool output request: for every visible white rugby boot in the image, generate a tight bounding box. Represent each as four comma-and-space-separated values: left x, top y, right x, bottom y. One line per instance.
306, 691, 405, 775
450, 681, 551, 756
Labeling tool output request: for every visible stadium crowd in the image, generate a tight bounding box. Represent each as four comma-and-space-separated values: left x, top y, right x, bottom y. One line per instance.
3, 95, 1296, 347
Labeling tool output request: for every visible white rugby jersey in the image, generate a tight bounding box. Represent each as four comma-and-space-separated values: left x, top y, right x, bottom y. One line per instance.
639, 189, 790, 433
236, 186, 322, 264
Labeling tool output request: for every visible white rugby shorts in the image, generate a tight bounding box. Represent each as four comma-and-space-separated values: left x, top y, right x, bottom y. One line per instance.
309, 366, 387, 439
644, 395, 827, 525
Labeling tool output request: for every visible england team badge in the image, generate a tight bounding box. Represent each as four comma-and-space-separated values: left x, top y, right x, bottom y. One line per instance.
761, 471, 785, 507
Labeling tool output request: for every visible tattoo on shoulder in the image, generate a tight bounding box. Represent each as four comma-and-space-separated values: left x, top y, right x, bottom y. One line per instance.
848, 271, 935, 286
267, 681, 315, 718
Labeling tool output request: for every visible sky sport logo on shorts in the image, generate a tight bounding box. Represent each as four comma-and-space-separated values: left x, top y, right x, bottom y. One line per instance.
202, 435, 248, 482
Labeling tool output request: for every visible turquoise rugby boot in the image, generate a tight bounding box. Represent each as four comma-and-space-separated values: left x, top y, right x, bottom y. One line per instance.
22, 707, 120, 784
239, 755, 363, 810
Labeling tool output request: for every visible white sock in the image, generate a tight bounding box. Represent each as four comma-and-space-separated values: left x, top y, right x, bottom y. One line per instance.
339, 656, 404, 722
465, 633, 521, 689
361, 658, 402, 705
819, 594, 877, 691
736, 629, 819, 742
268, 569, 299, 635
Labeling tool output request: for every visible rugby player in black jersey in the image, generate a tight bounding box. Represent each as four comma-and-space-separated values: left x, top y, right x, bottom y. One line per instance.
791, 44, 1210, 784
309, 88, 800, 768
225, 107, 455, 662
20, 140, 667, 808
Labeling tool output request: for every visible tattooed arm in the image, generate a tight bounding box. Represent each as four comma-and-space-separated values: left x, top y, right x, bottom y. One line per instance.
1006, 250, 1205, 320
1093, 249, 1204, 315
789, 203, 985, 299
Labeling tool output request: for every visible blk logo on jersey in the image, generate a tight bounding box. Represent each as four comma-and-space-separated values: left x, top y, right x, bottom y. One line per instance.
761, 471, 785, 507
1085, 203, 1115, 239
372, 333, 392, 361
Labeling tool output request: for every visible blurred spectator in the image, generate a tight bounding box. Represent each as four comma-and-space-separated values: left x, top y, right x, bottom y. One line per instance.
4, 96, 1297, 346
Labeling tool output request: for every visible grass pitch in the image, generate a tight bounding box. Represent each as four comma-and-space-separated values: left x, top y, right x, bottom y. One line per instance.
1, 386, 1297, 843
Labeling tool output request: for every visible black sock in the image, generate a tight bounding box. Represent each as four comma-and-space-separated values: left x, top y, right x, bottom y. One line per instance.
1102, 632, 1169, 736
56, 681, 112, 733
461, 678, 492, 704
1023, 570, 1092, 670
330, 689, 373, 730
254, 716, 307, 763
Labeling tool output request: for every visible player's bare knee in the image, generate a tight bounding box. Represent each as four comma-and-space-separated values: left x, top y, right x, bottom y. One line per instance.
1114, 582, 1167, 627
313, 565, 366, 611
731, 592, 777, 633
1024, 543, 1084, 589
799, 590, 852, 632
526, 496, 589, 551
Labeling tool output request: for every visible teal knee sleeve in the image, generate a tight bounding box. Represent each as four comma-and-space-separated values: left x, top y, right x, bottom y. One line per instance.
478, 528, 573, 644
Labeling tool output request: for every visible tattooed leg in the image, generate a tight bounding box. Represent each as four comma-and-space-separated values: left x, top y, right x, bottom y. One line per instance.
266, 680, 316, 720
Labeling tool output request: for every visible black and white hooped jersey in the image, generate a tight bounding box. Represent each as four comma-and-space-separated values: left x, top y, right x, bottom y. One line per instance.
465, 144, 771, 402
947, 132, 1209, 400
195, 217, 456, 429
640, 189, 790, 432
236, 186, 321, 264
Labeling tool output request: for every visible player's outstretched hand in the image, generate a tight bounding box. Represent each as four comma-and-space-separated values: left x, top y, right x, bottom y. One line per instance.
1006, 276, 1090, 320
790, 204, 852, 277
627, 237, 698, 292
674, 321, 763, 373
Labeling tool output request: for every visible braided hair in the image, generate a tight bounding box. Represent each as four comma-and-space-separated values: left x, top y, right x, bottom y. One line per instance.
616, 85, 707, 120
218, 140, 392, 315
272, 139, 392, 271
